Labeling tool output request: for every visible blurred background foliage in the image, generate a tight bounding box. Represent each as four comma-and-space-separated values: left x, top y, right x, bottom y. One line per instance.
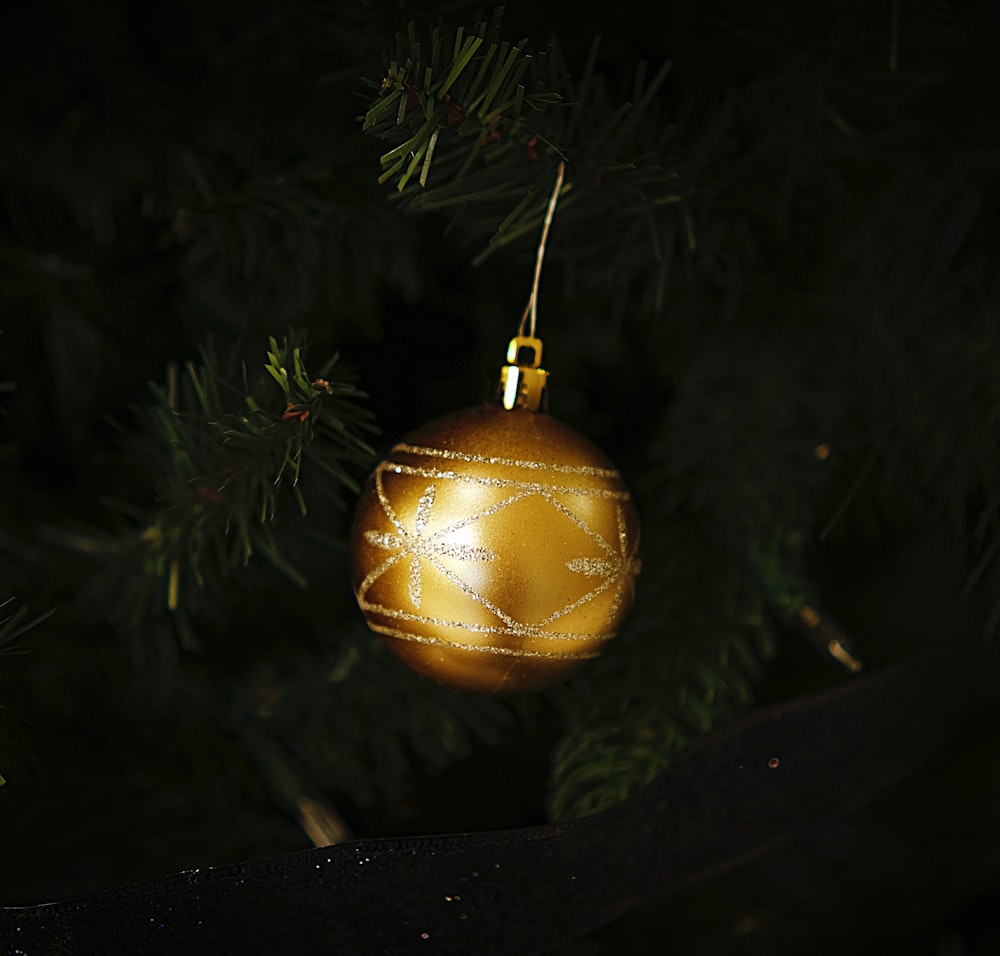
2, 0, 1000, 950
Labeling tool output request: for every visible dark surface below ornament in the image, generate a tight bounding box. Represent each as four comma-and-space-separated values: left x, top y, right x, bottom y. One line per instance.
0, 634, 986, 956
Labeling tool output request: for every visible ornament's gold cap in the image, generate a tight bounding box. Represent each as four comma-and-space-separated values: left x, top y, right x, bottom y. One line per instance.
498, 335, 548, 411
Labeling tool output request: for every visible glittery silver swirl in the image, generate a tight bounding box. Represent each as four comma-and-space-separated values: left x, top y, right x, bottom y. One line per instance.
356, 439, 639, 654
394, 442, 620, 478
415, 485, 435, 535
566, 505, 641, 622
535, 574, 616, 627
364, 481, 496, 609
522, 490, 629, 626
360, 601, 605, 642
380, 461, 629, 500
566, 558, 607, 576
409, 554, 421, 608
367, 622, 605, 660
539, 491, 616, 548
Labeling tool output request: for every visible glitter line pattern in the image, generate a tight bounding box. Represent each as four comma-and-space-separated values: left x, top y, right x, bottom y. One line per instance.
566, 504, 642, 623
356, 444, 639, 655
366, 622, 604, 660
363, 482, 497, 609
393, 443, 620, 477
360, 601, 609, 642
382, 462, 630, 500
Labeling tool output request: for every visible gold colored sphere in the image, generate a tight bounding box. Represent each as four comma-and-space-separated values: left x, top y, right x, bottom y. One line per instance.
350, 404, 640, 694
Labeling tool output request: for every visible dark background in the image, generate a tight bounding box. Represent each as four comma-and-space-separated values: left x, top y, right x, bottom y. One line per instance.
2, 0, 1000, 951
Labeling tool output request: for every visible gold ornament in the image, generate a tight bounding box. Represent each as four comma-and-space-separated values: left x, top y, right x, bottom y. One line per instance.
349, 335, 640, 694
350, 161, 639, 693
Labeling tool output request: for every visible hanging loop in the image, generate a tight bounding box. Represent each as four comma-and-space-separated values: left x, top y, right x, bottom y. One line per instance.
518, 161, 566, 340
498, 162, 565, 412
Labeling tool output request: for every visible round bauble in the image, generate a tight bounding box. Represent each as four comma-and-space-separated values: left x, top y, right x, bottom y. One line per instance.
350, 403, 640, 694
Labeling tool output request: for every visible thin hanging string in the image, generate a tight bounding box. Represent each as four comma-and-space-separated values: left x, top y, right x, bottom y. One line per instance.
518, 161, 566, 340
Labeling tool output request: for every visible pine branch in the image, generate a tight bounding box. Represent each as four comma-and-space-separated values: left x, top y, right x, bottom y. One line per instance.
0, 598, 54, 788
241, 722, 353, 847
49, 332, 375, 649
751, 535, 864, 672
548, 520, 867, 822
546, 139, 1000, 819
0, 599, 52, 651
360, 10, 693, 312
170, 156, 425, 334
545, 322, 858, 820
361, 10, 552, 195
547, 525, 775, 821
240, 621, 515, 812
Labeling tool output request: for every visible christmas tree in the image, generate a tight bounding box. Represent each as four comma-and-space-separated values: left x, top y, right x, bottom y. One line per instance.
2, 0, 999, 951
